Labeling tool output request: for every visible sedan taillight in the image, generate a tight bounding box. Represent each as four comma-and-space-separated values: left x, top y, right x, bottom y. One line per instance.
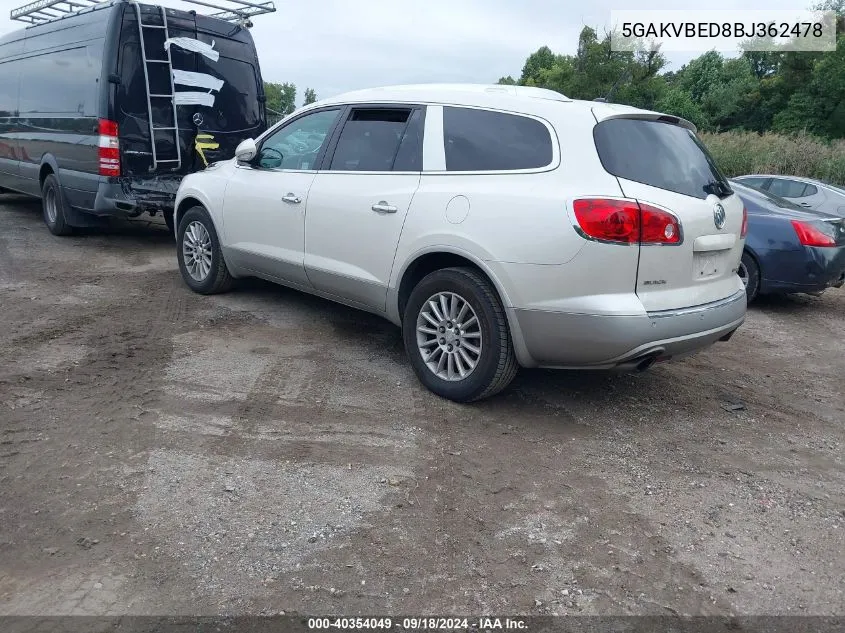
791, 220, 837, 247
573, 198, 681, 245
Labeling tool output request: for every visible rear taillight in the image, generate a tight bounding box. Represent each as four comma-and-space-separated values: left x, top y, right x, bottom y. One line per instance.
98, 119, 120, 177
573, 198, 681, 245
791, 220, 836, 247
741, 206, 748, 238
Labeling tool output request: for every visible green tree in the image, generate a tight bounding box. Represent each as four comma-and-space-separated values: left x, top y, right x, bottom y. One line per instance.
516, 28, 667, 109
497, 75, 517, 85
519, 46, 557, 85
303, 88, 318, 105
264, 81, 297, 116
675, 51, 723, 102
500, 18, 845, 140
656, 88, 708, 129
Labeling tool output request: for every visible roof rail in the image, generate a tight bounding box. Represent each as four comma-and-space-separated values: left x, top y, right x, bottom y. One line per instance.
10, 0, 275, 27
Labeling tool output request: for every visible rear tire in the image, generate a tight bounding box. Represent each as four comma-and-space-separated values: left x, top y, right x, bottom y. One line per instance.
177, 206, 232, 295
402, 267, 518, 402
739, 251, 760, 302
41, 174, 73, 236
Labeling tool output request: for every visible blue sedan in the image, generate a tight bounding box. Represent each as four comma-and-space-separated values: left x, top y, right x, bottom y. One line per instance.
730, 180, 845, 302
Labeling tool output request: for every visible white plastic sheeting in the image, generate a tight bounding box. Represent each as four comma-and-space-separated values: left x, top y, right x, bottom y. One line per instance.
164, 37, 220, 62
174, 92, 217, 107
172, 69, 224, 92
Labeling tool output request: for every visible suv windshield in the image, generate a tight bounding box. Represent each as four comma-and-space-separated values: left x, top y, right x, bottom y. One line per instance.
593, 118, 732, 200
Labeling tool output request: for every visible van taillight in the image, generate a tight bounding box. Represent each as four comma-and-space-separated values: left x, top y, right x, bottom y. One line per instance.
573, 198, 681, 245
741, 206, 748, 238
98, 119, 120, 177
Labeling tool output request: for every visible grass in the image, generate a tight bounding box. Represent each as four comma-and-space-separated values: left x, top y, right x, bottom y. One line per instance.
700, 130, 845, 186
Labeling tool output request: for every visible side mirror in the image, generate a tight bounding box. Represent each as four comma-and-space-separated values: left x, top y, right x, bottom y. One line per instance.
235, 138, 257, 163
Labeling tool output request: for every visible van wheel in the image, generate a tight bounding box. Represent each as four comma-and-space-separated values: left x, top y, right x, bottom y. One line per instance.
738, 251, 760, 302
41, 174, 73, 236
403, 267, 518, 402
177, 206, 232, 295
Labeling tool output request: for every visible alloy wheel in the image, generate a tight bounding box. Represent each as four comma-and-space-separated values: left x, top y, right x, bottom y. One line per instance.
182, 221, 213, 282
416, 292, 482, 381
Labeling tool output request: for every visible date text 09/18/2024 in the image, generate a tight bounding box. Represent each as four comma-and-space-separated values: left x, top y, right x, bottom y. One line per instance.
307, 618, 528, 630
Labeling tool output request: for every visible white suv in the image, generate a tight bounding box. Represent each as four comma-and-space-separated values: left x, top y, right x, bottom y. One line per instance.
174, 84, 747, 402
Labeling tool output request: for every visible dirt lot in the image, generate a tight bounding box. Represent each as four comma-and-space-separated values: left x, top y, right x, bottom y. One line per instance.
0, 193, 843, 617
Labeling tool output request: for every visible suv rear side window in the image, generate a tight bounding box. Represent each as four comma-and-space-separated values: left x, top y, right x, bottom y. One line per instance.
443, 107, 553, 172
329, 108, 414, 172
594, 118, 731, 200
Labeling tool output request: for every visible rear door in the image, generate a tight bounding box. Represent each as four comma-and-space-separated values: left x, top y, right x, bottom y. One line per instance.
114, 3, 199, 176
592, 114, 745, 312
189, 16, 265, 168
115, 7, 264, 176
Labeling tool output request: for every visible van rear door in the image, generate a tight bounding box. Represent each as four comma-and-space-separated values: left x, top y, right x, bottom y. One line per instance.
188, 16, 265, 168
592, 109, 745, 312
115, 3, 200, 176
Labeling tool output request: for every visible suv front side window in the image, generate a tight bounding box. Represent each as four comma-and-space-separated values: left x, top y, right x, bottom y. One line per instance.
256, 108, 340, 170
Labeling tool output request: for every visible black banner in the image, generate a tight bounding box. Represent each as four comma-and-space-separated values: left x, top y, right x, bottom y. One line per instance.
0, 617, 844, 633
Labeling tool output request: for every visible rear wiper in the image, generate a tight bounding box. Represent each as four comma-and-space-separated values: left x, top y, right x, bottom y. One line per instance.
703, 179, 732, 198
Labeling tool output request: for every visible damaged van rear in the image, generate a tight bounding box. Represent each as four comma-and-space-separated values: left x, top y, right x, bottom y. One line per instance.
0, 0, 268, 235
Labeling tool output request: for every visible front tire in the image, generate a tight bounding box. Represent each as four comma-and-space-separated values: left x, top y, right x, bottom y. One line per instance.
403, 267, 518, 402
177, 206, 232, 295
738, 251, 760, 302
41, 174, 73, 236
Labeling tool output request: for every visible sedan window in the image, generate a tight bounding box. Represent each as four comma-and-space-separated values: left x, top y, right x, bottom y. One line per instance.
737, 177, 768, 189
768, 178, 808, 198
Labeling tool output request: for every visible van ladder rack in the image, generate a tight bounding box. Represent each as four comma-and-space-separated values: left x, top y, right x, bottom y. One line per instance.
181, 0, 275, 24
11, 0, 275, 26
11, 0, 104, 25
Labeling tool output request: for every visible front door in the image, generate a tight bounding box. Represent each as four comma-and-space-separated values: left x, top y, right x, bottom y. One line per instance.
304, 106, 424, 311
222, 107, 342, 285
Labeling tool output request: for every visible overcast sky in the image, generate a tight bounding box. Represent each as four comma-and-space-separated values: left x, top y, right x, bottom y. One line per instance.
0, 0, 815, 105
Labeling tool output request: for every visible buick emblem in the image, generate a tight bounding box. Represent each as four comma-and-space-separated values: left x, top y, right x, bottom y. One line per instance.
713, 203, 726, 230
192, 112, 204, 127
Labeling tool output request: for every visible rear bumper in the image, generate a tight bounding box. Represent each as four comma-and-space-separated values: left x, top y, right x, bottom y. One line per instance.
509, 289, 747, 369
91, 177, 181, 216
761, 245, 845, 294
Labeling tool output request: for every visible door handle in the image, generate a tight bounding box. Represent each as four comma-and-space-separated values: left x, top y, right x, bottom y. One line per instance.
799, 201, 811, 207
282, 193, 301, 204
372, 201, 398, 214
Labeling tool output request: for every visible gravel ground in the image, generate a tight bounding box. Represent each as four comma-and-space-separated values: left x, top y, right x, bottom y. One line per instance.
0, 193, 843, 616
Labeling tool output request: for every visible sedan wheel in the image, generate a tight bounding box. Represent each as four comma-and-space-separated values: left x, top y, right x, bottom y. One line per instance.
737, 260, 749, 287
739, 251, 760, 302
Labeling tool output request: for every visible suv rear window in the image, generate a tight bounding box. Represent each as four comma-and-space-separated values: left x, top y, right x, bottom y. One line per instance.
593, 118, 731, 200
443, 106, 553, 172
